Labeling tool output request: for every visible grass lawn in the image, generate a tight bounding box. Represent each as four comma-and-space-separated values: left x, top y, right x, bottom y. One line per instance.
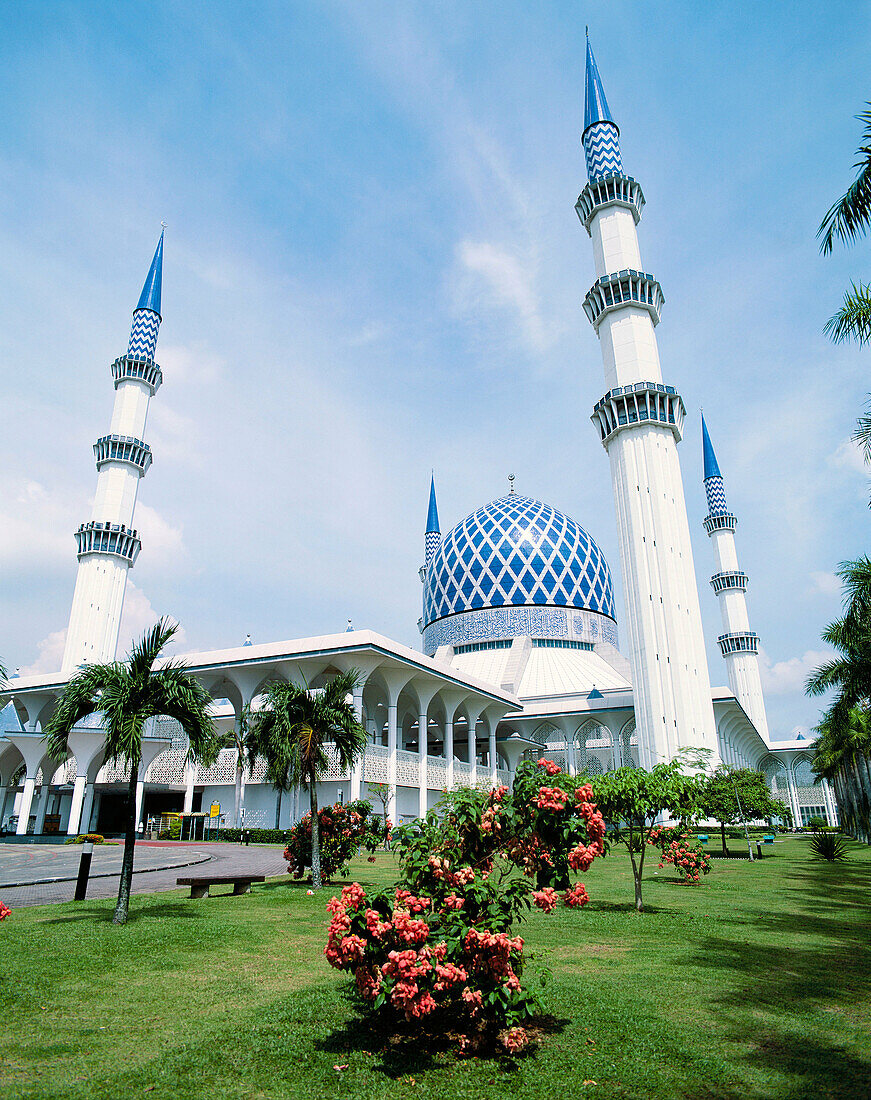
1, 837, 870, 1099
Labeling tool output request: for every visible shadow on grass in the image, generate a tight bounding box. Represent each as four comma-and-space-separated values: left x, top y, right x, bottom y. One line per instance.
688, 852, 871, 1097
316, 1000, 568, 1077
39, 901, 202, 925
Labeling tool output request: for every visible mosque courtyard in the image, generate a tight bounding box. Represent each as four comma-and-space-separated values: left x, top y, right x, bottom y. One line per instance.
1, 836, 869, 1100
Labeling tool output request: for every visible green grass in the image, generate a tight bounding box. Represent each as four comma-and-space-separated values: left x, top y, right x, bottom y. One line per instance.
1, 838, 870, 1099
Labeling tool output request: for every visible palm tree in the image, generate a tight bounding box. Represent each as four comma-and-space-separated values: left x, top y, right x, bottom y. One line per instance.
811, 707, 871, 843
44, 619, 218, 924
251, 670, 366, 889
224, 701, 254, 829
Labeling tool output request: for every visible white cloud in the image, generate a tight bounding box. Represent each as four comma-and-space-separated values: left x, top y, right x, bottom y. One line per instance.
0, 480, 80, 571
759, 648, 833, 695
146, 402, 202, 469
809, 571, 841, 597
20, 581, 187, 676
830, 436, 869, 477
158, 342, 225, 386
455, 240, 549, 352
134, 503, 184, 565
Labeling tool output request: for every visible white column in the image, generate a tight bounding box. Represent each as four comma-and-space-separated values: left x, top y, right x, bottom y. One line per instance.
445, 715, 455, 789
34, 785, 51, 834
418, 709, 428, 818
488, 722, 497, 787
785, 765, 801, 828
387, 703, 398, 824
468, 712, 480, 787
565, 721, 577, 776
16, 777, 36, 835
351, 688, 364, 802
66, 775, 88, 835
183, 764, 195, 814
135, 780, 145, 829
80, 783, 97, 833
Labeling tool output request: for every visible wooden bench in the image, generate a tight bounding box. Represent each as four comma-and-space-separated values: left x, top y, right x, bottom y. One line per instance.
177, 875, 265, 899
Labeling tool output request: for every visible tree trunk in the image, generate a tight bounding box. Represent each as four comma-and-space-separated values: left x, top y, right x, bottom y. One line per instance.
234, 761, 243, 828
275, 787, 282, 830
113, 768, 139, 925
721, 820, 727, 855
628, 827, 644, 913
309, 783, 322, 889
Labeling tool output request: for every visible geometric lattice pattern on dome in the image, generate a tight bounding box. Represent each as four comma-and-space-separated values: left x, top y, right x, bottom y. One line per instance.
423, 494, 615, 626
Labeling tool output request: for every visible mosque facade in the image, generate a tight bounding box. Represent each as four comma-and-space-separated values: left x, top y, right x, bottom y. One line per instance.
0, 41, 837, 837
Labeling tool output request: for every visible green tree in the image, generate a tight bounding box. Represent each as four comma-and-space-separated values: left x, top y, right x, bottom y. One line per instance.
591, 763, 701, 912
807, 559, 871, 842
251, 670, 366, 889
223, 701, 254, 829
699, 766, 789, 854
44, 619, 218, 924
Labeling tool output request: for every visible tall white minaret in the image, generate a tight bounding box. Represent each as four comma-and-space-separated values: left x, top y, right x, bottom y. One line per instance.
701, 415, 770, 738
61, 230, 165, 673
418, 474, 442, 633
576, 36, 719, 766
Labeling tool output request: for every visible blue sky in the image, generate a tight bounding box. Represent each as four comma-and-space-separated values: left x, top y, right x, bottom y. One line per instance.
1, 1, 870, 739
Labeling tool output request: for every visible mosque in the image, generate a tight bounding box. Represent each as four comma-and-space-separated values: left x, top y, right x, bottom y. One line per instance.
0, 40, 836, 837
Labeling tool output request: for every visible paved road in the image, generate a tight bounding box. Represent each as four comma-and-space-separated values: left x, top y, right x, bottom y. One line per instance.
0, 842, 289, 908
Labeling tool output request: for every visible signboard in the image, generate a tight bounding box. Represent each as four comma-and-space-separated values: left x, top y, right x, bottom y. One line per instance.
210, 802, 221, 818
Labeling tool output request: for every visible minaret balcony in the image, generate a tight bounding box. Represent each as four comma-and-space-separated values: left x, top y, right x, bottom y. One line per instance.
575, 173, 645, 234
583, 270, 664, 332
111, 355, 163, 395
93, 435, 153, 475
591, 382, 685, 446
717, 631, 759, 656
711, 571, 748, 594
74, 521, 141, 566
703, 513, 738, 535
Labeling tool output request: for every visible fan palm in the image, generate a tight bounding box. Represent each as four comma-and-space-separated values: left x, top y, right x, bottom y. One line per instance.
43, 619, 218, 924
251, 670, 366, 889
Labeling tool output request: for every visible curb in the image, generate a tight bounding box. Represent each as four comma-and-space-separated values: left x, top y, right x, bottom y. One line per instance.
0, 853, 212, 889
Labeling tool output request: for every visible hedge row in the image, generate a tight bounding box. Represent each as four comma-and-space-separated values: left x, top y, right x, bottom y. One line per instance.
215, 828, 292, 845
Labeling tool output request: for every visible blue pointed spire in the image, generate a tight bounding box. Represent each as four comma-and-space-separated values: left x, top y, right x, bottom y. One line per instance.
426, 473, 440, 534
584, 34, 615, 133
136, 228, 164, 317
701, 414, 722, 481
582, 34, 624, 181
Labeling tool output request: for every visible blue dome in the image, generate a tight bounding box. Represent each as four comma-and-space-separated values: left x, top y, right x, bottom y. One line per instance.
423, 494, 615, 630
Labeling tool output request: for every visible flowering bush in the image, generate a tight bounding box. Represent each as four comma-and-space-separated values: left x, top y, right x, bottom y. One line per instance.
648, 826, 711, 884
0, 902, 10, 921
284, 800, 387, 882
324, 761, 605, 1055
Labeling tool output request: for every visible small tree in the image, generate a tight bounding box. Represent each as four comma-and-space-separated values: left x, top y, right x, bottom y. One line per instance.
369, 781, 392, 841
591, 763, 701, 912
699, 767, 789, 854
44, 620, 218, 924
252, 670, 366, 889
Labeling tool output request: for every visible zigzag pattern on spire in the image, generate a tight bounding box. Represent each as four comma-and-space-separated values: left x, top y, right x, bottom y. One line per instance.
705, 476, 728, 516
583, 122, 623, 181
425, 530, 441, 565
127, 309, 161, 360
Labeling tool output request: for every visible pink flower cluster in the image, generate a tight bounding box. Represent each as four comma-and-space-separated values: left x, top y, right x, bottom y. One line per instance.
535, 786, 570, 812
537, 758, 562, 777
563, 883, 589, 908
0, 902, 10, 921
441, 893, 464, 911
501, 1025, 529, 1053
464, 928, 524, 993
394, 888, 431, 913
532, 887, 558, 913
648, 827, 711, 884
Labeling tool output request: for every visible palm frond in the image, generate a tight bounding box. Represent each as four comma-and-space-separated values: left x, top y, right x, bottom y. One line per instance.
42, 663, 118, 761
818, 105, 871, 254
823, 282, 871, 344
149, 665, 218, 767
129, 617, 178, 681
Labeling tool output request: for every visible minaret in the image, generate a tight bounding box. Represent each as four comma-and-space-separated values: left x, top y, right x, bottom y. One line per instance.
61, 229, 165, 673
702, 415, 769, 738
577, 36, 719, 766
425, 474, 441, 567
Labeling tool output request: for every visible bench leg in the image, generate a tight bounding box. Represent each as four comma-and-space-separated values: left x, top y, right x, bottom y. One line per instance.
189, 884, 209, 899
232, 882, 252, 895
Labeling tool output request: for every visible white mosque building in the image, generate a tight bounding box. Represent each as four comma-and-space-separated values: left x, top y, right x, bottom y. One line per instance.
0, 40, 835, 838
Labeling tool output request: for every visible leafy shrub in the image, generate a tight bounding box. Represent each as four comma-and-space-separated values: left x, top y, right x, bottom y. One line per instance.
64, 833, 105, 845
158, 822, 181, 840
806, 815, 829, 831
809, 831, 849, 861
324, 761, 606, 1055
217, 827, 292, 844
285, 800, 387, 882
648, 826, 711, 883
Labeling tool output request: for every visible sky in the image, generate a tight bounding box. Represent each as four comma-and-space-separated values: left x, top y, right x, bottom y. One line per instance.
1, 0, 870, 741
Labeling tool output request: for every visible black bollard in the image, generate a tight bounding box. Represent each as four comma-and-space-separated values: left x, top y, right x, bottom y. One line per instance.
74, 840, 94, 901
756, 842, 762, 861
244, 828, 250, 846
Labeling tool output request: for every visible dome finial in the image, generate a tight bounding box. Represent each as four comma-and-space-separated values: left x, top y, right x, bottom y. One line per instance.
508, 473, 516, 495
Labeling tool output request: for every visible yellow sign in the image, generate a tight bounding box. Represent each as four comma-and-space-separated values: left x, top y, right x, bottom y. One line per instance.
210, 802, 221, 818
